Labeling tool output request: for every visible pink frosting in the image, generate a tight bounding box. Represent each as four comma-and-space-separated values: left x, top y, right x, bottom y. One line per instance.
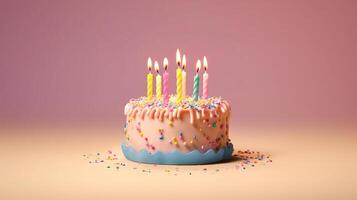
123, 97, 231, 153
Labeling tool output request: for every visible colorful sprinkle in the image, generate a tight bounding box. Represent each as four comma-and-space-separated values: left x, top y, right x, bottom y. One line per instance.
126, 96, 227, 113
212, 122, 217, 128
84, 148, 272, 175
179, 132, 184, 141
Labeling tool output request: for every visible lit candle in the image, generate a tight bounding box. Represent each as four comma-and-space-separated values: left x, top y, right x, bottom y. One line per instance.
182, 54, 187, 99
147, 57, 153, 100
176, 49, 182, 104
163, 57, 169, 106
193, 59, 201, 101
154, 61, 162, 99
202, 56, 208, 99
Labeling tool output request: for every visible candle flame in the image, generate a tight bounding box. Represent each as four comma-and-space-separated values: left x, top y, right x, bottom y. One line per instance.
147, 57, 152, 71
203, 56, 208, 71
163, 57, 168, 70
154, 61, 159, 73
182, 55, 186, 70
196, 59, 201, 73
176, 49, 181, 66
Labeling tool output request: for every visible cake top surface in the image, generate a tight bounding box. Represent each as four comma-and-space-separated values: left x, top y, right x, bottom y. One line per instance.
126, 95, 229, 111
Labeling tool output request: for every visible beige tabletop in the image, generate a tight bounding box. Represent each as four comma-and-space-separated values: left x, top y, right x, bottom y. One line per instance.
0, 124, 356, 200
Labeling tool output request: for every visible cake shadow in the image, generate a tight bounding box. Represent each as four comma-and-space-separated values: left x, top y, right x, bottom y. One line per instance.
194, 156, 240, 166
204, 149, 270, 165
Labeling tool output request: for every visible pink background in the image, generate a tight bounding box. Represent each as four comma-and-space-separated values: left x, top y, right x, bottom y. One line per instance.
1, 0, 356, 126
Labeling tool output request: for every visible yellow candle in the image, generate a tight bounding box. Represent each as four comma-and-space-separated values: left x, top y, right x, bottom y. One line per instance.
176, 49, 182, 103
147, 57, 153, 100
176, 67, 182, 103
182, 54, 187, 99
154, 61, 162, 99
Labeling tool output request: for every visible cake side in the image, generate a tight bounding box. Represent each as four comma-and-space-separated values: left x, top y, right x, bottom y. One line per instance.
123, 96, 231, 154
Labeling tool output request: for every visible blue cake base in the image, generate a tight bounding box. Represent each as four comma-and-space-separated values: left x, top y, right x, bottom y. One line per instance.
121, 143, 234, 165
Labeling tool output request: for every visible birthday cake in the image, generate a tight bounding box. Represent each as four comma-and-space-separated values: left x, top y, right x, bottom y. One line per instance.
121, 50, 234, 165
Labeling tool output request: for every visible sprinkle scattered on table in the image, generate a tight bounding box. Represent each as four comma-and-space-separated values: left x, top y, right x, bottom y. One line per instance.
82, 148, 272, 176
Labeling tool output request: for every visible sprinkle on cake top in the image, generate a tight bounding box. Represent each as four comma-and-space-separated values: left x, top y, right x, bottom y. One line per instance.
127, 95, 227, 111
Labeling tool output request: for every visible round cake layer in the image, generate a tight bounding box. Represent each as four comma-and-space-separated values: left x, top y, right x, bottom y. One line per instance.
121, 143, 233, 165
123, 96, 231, 154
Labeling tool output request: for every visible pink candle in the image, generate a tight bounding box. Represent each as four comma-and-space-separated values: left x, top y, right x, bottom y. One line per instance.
203, 56, 208, 99
163, 57, 169, 106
